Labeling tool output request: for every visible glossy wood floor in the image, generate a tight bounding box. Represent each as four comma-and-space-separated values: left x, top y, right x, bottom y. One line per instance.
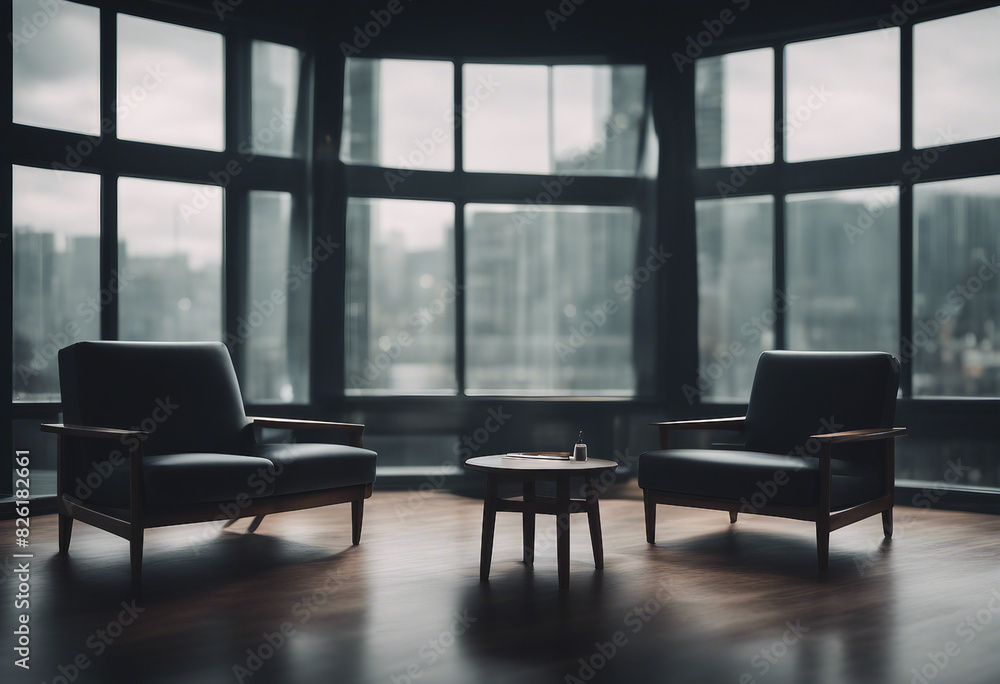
3, 484, 1000, 684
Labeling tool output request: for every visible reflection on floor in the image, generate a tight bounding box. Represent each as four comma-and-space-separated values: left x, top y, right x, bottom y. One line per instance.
2, 486, 999, 684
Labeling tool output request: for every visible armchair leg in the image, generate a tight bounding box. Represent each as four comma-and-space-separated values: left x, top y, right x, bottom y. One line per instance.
882, 508, 893, 538
729, 511, 738, 524
816, 520, 829, 572
246, 515, 266, 534
130, 528, 144, 590
352, 499, 364, 545
643, 491, 656, 544
58, 513, 73, 553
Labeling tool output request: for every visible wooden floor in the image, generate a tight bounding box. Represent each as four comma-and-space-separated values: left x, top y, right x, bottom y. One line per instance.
3, 484, 1000, 684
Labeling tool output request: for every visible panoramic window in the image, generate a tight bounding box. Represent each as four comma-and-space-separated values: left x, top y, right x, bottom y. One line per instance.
341, 58, 649, 396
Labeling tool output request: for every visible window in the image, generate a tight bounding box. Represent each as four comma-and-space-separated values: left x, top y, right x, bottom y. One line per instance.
12, 0, 100, 134
12, 165, 101, 402
696, 10, 1000, 402
251, 41, 305, 157
695, 195, 774, 402
118, 177, 223, 342
116, 14, 225, 150
341, 59, 650, 396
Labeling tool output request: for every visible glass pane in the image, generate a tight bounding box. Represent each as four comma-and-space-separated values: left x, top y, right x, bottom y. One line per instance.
341, 58, 453, 171
465, 204, 640, 395
695, 196, 774, 403
463, 64, 549, 174
12, 165, 100, 402
117, 14, 224, 151
913, 175, 1000, 397
251, 41, 303, 157
551, 65, 646, 174
914, 7, 1000, 147
785, 29, 900, 162
786, 187, 899, 354
12, 0, 100, 134
696, 49, 774, 168
244, 191, 309, 403
345, 198, 456, 394
118, 177, 223, 341
13, 419, 59, 497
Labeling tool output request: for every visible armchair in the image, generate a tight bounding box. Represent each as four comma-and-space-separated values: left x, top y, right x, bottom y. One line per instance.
638, 351, 906, 570
42, 341, 377, 588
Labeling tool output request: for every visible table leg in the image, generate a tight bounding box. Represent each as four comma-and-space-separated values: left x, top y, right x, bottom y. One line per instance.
522, 480, 535, 565
556, 477, 570, 590
480, 474, 498, 582
585, 477, 604, 570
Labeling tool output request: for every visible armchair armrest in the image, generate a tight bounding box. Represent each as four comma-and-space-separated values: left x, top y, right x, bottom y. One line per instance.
809, 427, 907, 444
41, 423, 148, 443
247, 416, 366, 447
650, 416, 746, 449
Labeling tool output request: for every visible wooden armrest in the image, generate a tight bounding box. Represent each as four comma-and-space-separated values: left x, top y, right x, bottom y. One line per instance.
41, 423, 148, 441
810, 427, 907, 444
248, 416, 364, 432
248, 416, 366, 448
650, 417, 746, 431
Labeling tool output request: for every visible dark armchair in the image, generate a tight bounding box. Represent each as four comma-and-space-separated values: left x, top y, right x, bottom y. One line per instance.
638, 351, 906, 570
42, 341, 377, 588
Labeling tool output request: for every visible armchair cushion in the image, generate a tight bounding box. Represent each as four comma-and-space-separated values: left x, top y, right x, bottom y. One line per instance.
94, 453, 277, 508
251, 444, 377, 495
637, 448, 884, 510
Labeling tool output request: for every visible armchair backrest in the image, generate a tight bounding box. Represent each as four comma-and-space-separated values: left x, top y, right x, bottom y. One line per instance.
744, 351, 899, 462
59, 341, 253, 456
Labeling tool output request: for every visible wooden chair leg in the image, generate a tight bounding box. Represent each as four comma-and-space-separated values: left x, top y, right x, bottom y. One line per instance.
522, 481, 535, 565
816, 520, 830, 572
130, 528, 144, 590
729, 511, 738, 524
643, 490, 656, 544
351, 499, 364, 545
882, 508, 893, 538
222, 517, 239, 529
246, 515, 266, 534
58, 513, 73, 553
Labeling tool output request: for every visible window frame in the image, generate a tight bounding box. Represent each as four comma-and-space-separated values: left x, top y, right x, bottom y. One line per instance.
3, 0, 313, 497
337, 55, 654, 400
691, 8, 1000, 404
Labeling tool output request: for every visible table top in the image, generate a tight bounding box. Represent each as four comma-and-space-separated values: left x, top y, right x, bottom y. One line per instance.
465, 454, 618, 476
